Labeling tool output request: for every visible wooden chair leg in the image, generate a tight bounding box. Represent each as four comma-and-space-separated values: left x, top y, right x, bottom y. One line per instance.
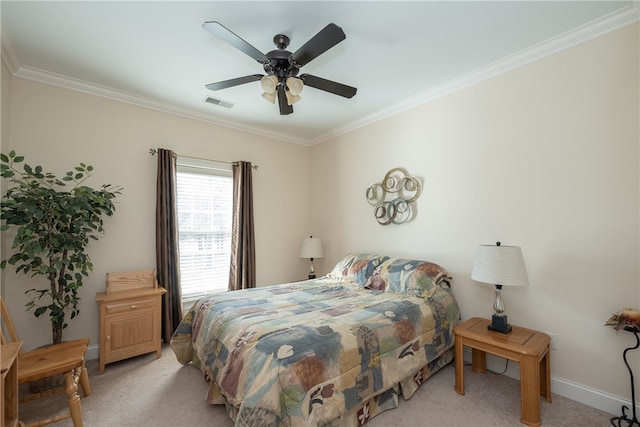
79, 360, 91, 397
24, 367, 84, 427
64, 367, 84, 427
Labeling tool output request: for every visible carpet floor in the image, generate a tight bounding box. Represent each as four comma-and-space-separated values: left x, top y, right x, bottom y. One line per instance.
19, 345, 613, 426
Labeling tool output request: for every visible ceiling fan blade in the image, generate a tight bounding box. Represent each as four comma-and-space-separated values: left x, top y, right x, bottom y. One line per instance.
299, 74, 357, 98
277, 85, 293, 115
203, 21, 268, 64
290, 23, 346, 67
205, 74, 264, 91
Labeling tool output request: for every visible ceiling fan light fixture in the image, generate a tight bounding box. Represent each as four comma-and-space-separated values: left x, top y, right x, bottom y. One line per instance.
285, 91, 301, 106
262, 91, 277, 104
286, 77, 304, 96
260, 75, 278, 94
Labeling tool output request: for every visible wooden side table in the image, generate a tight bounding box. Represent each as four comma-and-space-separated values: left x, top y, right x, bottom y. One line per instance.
96, 287, 166, 374
454, 317, 551, 427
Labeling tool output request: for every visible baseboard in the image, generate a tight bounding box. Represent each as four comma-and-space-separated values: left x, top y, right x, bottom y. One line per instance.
464, 348, 639, 417
87, 344, 99, 361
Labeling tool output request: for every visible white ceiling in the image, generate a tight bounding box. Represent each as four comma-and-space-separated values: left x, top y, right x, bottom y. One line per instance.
1, 1, 637, 145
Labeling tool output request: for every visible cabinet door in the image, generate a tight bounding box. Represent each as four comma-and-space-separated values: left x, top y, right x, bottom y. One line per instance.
104, 306, 158, 363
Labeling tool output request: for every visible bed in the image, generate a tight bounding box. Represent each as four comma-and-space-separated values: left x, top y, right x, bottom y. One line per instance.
171, 253, 461, 426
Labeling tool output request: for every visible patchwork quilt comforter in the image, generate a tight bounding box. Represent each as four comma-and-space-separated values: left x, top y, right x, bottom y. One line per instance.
171, 254, 461, 426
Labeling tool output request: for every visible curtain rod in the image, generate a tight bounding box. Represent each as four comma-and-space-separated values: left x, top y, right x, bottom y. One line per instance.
149, 148, 258, 169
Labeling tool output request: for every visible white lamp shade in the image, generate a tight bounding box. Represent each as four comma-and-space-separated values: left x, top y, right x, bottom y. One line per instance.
261, 91, 276, 104
299, 237, 324, 259
471, 244, 529, 287
260, 75, 278, 93
285, 91, 301, 105
286, 77, 304, 96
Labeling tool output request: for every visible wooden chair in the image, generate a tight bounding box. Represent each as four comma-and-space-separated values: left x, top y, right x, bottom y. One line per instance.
0, 297, 91, 427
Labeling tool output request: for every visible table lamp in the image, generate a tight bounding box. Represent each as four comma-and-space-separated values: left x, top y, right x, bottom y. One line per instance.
299, 236, 324, 279
471, 241, 529, 333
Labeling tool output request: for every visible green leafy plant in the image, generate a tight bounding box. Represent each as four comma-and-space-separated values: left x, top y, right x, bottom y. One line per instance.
0, 151, 121, 344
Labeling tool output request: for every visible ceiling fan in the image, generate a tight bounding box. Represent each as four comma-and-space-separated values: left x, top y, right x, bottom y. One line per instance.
202, 21, 357, 115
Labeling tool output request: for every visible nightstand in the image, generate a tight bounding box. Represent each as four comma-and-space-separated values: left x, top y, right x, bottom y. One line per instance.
454, 317, 551, 427
96, 269, 166, 374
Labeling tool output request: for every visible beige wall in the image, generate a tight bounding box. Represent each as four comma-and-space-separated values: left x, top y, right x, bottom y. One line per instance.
311, 23, 639, 404
3, 77, 312, 351
1, 59, 10, 304
1, 60, 9, 157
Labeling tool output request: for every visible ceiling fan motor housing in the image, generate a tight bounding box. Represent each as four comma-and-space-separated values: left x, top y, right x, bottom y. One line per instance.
264, 48, 300, 80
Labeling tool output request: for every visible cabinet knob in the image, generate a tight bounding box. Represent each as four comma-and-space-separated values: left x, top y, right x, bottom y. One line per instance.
106, 335, 110, 341
130, 305, 136, 309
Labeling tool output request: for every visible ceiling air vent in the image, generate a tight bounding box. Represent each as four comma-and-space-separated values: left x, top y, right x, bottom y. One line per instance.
204, 96, 234, 109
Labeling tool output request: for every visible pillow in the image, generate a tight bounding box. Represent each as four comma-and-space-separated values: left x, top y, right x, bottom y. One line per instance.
364, 258, 450, 298
327, 253, 390, 286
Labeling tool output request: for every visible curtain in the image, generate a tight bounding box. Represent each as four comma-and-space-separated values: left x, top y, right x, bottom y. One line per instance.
155, 148, 183, 342
229, 161, 256, 291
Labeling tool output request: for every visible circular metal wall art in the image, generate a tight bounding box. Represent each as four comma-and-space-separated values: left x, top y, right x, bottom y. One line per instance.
366, 168, 422, 225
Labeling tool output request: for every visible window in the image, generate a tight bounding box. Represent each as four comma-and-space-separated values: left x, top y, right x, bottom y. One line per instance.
176, 157, 233, 303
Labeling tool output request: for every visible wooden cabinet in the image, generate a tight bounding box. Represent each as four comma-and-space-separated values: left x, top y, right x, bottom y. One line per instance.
96, 277, 166, 374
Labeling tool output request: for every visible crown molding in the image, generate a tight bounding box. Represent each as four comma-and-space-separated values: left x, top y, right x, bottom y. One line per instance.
4, 1, 638, 147
1, 26, 21, 74
312, 1, 639, 145
12, 65, 307, 145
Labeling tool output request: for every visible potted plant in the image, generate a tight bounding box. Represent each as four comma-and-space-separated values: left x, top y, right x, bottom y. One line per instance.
0, 150, 121, 345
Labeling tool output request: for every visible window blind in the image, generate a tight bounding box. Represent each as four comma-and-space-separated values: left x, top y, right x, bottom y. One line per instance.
176, 157, 233, 301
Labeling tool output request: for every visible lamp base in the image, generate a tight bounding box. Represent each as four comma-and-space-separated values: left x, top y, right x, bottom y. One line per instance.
488, 313, 512, 334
